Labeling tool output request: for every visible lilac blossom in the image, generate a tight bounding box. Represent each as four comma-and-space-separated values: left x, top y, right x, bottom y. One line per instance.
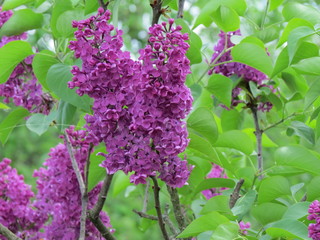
209, 30, 272, 111
202, 164, 228, 199
69, 10, 192, 188
308, 200, 320, 239
239, 221, 251, 235
33, 127, 113, 239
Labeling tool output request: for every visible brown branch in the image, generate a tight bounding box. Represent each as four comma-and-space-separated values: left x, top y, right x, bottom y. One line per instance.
133, 209, 158, 220
151, 0, 163, 25
177, 0, 185, 18
88, 174, 115, 240
229, 179, 245, 208
64, 131, 87, 240
251, 106, 264, 179
263, 113, 296, 132
98, 0, 110, 10
151, 176, 170, 240
0, 223, 21, 240
166, 186, 186, 231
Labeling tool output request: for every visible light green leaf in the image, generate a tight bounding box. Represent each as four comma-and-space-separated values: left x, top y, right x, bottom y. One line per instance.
307, 176, 320, 201
293, 57, 320, 76
304, 80, 320, 110
201, 195, 232, 215
257, 176, 291, 203
26, 111, 57, 136
266, 219, 310, 240
51, 0, 73, 38
282, 202, 310, 220
282, 2, 320, 25
274, 146, 320, 175
187, 32, 202, 65
232, 190, 257, 218
187, 107, 218, 145
252, 203, 287, 225
46, 63, 92, 112
212, 6, 240, 32
193, 178, 235, 196
269, 0, 284, 12
87, 147, 107, 191
0, 108, 29, 145
177, 211, 229, 238
287, 26, 315, 63
2, 0, 33, 10
287, 121, 315, 144
231, 43, 273, 76
277, 18, 313, 47
0, 9, 43, 37
32, 50, 60, 90
84, 0, 99, 14
0, 103, 10, 110
214, 130, 254, 155
56, 100, 76, 131
56, 9, 84, 37
220, 109, 241, 132
0, 41, 33, 84
206, 74, 233, 107
210, 222, 239, 240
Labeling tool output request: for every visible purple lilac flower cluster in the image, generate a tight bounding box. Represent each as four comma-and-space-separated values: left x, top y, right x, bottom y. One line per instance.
239, 221, 251, 235
0, 158, 41, 239
0, 8, 52, 114
69, 9, 192, 187
202, 164, 228, 199
308, 200, 320, 239
33, 126, 113, 239
209, 30, 272, 112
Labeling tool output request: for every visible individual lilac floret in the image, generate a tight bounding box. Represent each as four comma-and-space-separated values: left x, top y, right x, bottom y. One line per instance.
202, 164, 228, 199
33, 127, 113, 239
209, 30, 272, 110
0, 158, 41, 239
69, 10, 192, 188
239, 221, 251, 235
0, 9, 53, 114
308, 200, 320, 239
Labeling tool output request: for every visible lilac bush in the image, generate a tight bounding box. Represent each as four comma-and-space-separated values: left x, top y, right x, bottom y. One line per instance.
308, 200, 320, 239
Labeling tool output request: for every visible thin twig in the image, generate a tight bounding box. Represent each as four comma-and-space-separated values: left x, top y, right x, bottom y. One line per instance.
177, 0, 185, 18
133, 209, 158, 220
166, 186, 186, 231
0, 223, 21, 240
142, 180, 150, 213
164, 204, 179, 236
88, 174, 115, 240
229, 179, 245, 208
98, 0, 109, 10
263, 113, 296, 132
151, 0, 163, 25
251, 107, 264, 179
151, 176, 170, 240
64, 131, 87, 240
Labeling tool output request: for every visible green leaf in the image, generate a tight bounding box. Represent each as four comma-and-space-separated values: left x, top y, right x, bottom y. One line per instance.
282, 2, 320, 25
214, 130, 254, 155
56, 100, 76, 131
2, 0, 33, 10
51, 0, 73, 38
187, 32, 202, 65
177, 211, 230, 238
0, 9, 43, 37
252, 203, 287, 225
269, 0, 284, 11
292, 42, 319, 64
32, 50, 60, 90
282, 202, 310, 220
112, 171, 130, 197
26, 111, 57, 136
87, 147, 107, 191
287, 26, 315, 63
46, 63, 92, 112
221, 109, 241, 132
257, 176, 291, 203
206, 74, 233, 107
201, 195, 232, 215
187, 107, 218, 145
293, 57, 320, 76
304, 80, 320, 110
0, 41, 33, 84
287, 121, 315, 144
231, 43, 273, 76
0, 108, 29, 145
232, 190, 257, 218
266, 219, 310, 240
277, 18, 313, 47
193, 178, 235, 196
85, 0, 99, 14
274, 146, 320, 175
56, 9, 84, 37
212, 6, 240, 32
0, 103, 10, 110
307, 176, 320, 201
316, 114, 320, 140
210, 222, 239, 240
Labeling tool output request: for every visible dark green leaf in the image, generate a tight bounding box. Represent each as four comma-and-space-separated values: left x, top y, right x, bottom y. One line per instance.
0, 108, 29, 145
87, 147, 107, 191
0, 41, 33, 84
